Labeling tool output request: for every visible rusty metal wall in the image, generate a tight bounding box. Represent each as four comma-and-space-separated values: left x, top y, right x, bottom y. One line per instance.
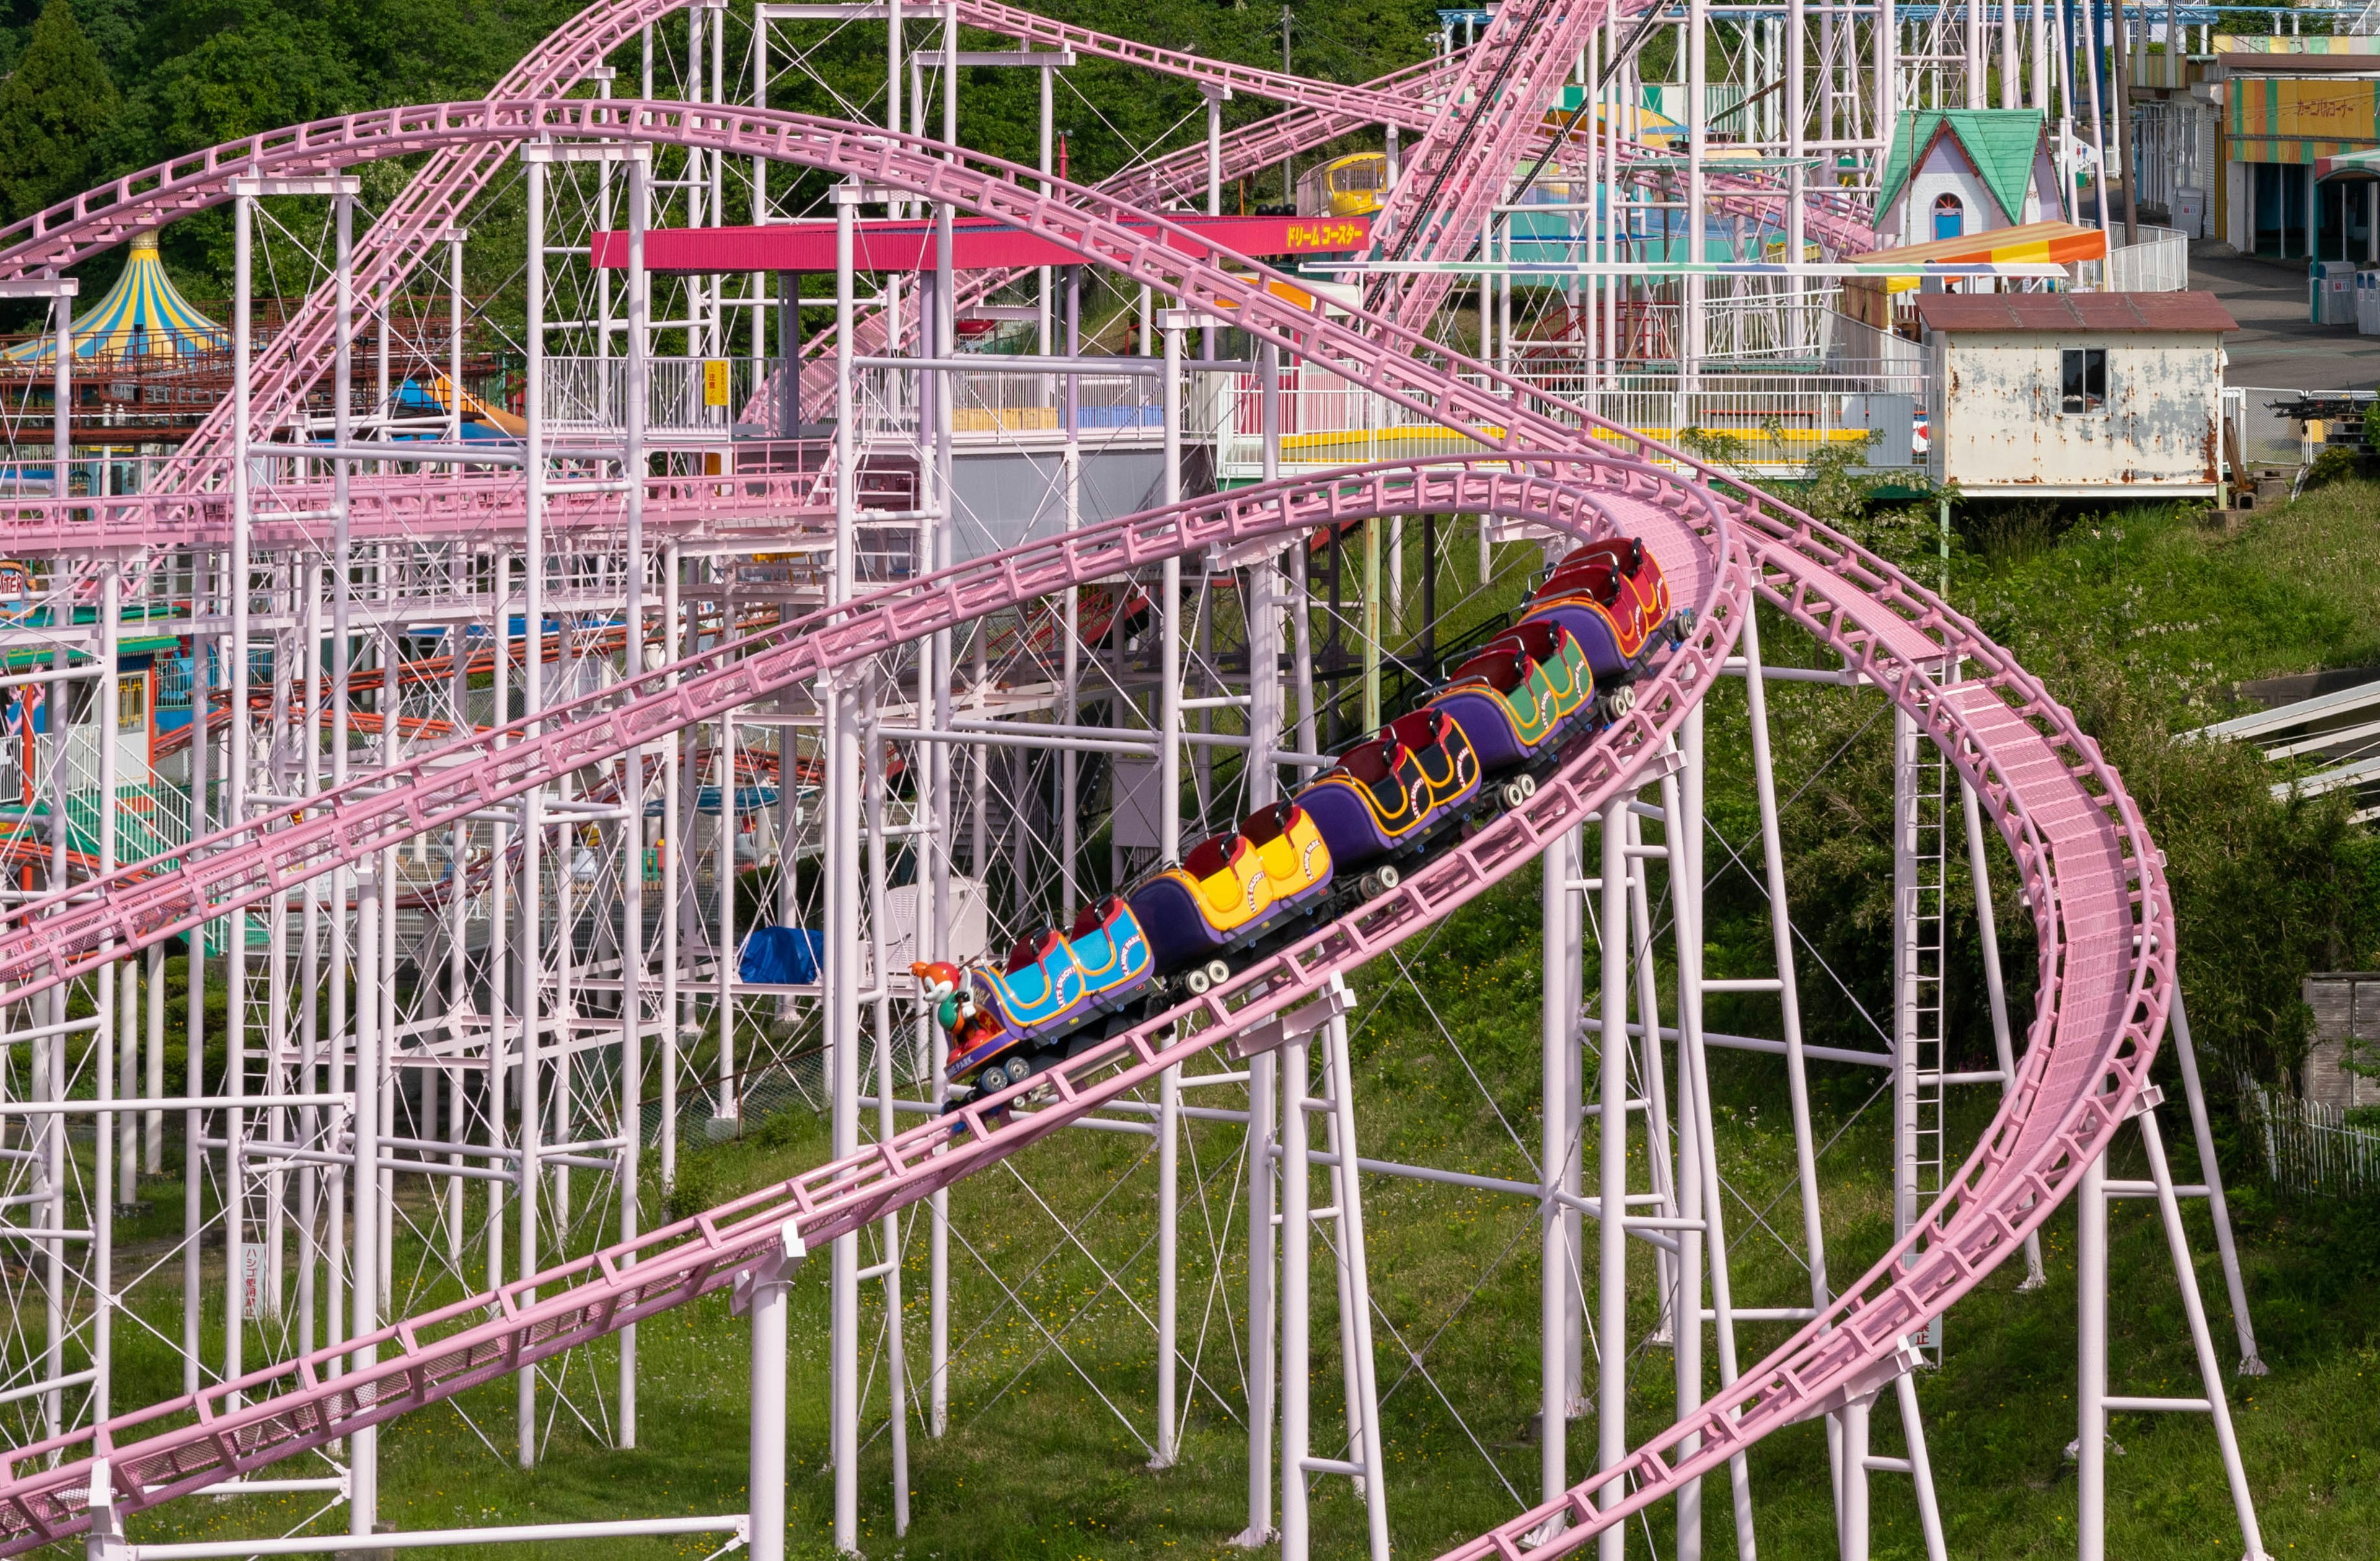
1934, 331, 2226, 492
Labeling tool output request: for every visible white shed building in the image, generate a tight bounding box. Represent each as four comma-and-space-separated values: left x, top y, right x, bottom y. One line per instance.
1914, 292, 2239, 497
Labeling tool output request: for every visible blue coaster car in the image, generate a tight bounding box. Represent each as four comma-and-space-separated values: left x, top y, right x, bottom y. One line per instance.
1520, 537, 1677, 681
1127, 802, 1335, 983
1294, 708, 1481, 877
1425, 619, 1600, 777
946, 895, 1154, 1094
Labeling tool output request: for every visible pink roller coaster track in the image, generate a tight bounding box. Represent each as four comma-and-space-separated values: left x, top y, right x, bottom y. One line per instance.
0, 102, 2169, 1561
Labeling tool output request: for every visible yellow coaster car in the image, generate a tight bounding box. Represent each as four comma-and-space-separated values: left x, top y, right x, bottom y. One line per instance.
1294, 708, 1483, 873
1127, 802, 1335, 981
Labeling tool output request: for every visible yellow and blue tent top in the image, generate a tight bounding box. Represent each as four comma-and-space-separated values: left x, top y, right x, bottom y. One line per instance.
1, 233, 227, 365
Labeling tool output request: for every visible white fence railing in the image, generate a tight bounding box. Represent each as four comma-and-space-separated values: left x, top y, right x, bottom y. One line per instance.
1547, 305, 1922, 380
1600, 286, 1851, 366
2240, 1081, 2380, 1198
2079, 224, 2190, 293
853, 363, 1163, 442
1213, 362, 1923, 480
542, 356, 760, 440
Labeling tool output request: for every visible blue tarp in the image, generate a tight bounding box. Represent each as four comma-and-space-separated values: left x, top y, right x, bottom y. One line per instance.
739, 926, 824, 984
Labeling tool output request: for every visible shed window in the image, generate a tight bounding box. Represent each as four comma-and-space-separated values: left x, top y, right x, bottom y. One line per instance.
1932, 193, 1965, 241
2060, 347, 2107, 415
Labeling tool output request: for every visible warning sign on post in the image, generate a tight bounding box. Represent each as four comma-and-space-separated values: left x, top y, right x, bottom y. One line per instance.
702, 358, 731, 407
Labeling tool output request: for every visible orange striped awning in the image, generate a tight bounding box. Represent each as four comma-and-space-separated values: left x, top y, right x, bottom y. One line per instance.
1848, 219, 2108, 268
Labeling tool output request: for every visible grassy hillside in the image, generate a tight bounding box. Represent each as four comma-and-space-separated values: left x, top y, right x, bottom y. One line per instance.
98, 484, 2380, 1559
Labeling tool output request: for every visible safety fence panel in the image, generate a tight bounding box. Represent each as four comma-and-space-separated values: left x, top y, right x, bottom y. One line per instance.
1214, 365, 1924, 479
543, 356, 759, 440
2079, 224, 2191, 293
2241, 1080, 2380, 1198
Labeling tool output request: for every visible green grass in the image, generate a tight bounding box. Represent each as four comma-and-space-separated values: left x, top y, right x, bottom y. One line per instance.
75, 487, 2380, 1557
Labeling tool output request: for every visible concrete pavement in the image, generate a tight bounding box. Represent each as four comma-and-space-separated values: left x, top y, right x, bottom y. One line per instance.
2193, 242, 2380, 393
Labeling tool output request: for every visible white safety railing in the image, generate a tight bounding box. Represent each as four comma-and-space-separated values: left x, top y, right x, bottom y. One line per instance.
1212, 362, 1924, 479
950, 368, 1162, 435
1523, 284, 1885, 369
2239, 1080, 2380, 1198
855, 363, 1164, 442
1659, 286, 1852, 365
543, 356, 760, 440
2081, 223, 2191, 292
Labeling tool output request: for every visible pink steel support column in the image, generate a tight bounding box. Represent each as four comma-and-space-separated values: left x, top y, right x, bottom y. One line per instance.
1838, 1389, 1871, 1561
1684, 0, 1708, 385
1656, 748, 1704, 1561
1786, 0, 1807, 272
661, 537, 681, 1201
619, 144, 652, 1451
742, 1223, 803, 1561
1152, 309, 1188, 1470
1233, 335, 1285, 1552
224, 182, 254, 1408
350, 878, 382, 1538
516, 149, 549, 1472
1595, 797, 1629, 1561
927, 188, 956, 1445
1235, 1030, 1279, 1547
1670, 704, 1759, 1560
92, 569, 118, 1426
1278, 1025, 1311, 1561
143, 942, 164, 1178
1541, 822, 1582, 1522
329, 187, 356, 1412
1320, 1007, 1390, 1560
1625, 807, 1678, 1347
829, 179, 864, 1557
864, 701, 912, 1537
2166, 989, 2264, 1374
2078, 1103, 2270, 1561
180, 550, 209, 1400
2076, 1147, 2109, 1559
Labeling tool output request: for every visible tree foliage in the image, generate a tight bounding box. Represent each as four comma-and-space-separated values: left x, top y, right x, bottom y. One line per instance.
0, 0, 121, 221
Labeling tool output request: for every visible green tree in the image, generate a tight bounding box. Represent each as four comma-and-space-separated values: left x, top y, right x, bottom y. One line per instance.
0, 0, 119, 221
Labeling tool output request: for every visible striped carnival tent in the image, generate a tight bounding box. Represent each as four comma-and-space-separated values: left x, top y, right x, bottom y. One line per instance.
1, 232, 227, 365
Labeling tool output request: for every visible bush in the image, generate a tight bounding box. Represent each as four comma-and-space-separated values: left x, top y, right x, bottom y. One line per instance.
2303, 444, 2360, 492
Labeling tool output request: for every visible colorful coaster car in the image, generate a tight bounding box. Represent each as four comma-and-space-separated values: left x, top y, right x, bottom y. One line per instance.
1128, 802, 1335, 973
1424, 619, 1598, 776
1520, 537, 1675, 679
943, 895, 1155, 1090
1294, 708, 1481, 872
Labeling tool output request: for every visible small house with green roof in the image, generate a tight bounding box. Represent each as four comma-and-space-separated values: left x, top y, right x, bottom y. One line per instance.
1877, 110, 2066, 250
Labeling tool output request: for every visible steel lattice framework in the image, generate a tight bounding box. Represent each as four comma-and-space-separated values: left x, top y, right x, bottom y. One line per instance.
0, 2, 2269, 1560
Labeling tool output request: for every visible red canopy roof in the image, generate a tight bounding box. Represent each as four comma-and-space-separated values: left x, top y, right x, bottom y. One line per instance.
1911, 291, 2241, 333
590, 213, 1370, 274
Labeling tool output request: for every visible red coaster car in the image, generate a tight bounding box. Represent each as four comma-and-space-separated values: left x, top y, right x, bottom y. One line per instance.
1520, 537, 1683, 679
